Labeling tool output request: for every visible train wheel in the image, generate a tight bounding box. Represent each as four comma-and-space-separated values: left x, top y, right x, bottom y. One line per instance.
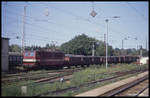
58, 66, 63, 69
81, 65, 84, 68
67, 66, 71, 69
87, 65, 90, 67
75, 65, 78, 68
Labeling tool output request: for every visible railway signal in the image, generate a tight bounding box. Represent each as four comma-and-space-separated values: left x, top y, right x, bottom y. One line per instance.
45, 7, 49, 16
90, 10, 97, 18
90, 2, 97, 18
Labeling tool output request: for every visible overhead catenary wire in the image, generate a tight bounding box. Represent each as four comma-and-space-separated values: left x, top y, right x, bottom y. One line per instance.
5, 2, 146, 39
4, 13, 64, 44
5, 10, 60, 34
3, 24, 60, 47
41, 2, 129, 39
125, 2, 147, 21
5, 28, 50, 41
3, 15, 68, 44
5, 8, 97, 35
3, 28, 57, 46
4, 29, 59, 46
3, 2, 7, 36
5, 3, 126, 39
4, 2, 146, 49
5, 32, 58, 47
4, 9, 109, 46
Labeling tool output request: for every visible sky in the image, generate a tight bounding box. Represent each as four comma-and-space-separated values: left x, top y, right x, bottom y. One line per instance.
1, 1, 149, 50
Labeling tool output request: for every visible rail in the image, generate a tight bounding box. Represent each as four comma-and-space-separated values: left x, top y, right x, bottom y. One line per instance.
101, 75, 148, 96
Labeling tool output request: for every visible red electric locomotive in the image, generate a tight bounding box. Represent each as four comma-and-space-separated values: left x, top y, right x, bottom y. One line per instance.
23, 50, 65, 68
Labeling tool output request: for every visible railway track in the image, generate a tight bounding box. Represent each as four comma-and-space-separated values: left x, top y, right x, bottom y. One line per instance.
2, 67, 82, 78
2, 64, 148, 84
34, 68, 147, 84
2, 68, 82, 83
115, 78, 148, 96
22, 69, 146, 89
35, 69, 147, 96
101, 75, 149, 96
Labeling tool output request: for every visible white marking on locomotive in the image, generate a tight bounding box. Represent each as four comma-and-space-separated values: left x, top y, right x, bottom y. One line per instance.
23, 59, 64, 62
23, 59, 38, 62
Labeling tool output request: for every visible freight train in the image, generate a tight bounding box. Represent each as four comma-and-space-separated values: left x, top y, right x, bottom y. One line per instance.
23, 50, 139, 69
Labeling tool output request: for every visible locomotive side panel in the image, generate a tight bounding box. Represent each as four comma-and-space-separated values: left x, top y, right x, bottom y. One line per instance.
38, 51, 65, 67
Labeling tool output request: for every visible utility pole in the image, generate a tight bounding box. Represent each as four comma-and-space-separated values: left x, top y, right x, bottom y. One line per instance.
105, 19, 109, 69
146, 37, 148, 56
4, 2, 7, 37
22, 6, 26, 54
92, 42, 95, 56
104, 34, 106, 56
140, 45, 143, 58
146, 37, 147, 51
122, 40, 124, 55
104, 16, 120, 69
122, 40, 124, 50
104, 34, 106, 44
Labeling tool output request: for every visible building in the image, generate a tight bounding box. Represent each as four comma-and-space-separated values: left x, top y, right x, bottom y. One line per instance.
139, 57, 149, 65
1, 37, 9, 71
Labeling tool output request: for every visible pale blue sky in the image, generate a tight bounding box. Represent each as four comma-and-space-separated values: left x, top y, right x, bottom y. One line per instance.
2, 1, 149, 50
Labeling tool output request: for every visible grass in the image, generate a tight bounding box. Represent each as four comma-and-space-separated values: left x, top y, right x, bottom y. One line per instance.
60, 71, 145, 96
1, 63, 148, 96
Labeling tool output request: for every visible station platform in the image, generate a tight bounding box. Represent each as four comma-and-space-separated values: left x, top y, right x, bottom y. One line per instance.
139, 88, 149, 96
75, 71, 148, 97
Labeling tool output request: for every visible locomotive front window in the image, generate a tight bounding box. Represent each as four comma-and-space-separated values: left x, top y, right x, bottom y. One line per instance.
30, 52, 34, 56
25, 52, 29, 56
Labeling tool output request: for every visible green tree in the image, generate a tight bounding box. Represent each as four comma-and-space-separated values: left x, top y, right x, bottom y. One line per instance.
95, 42, 114, 56
61, 34, 94, 55
44, 43, 58, 50
138, 48, 148, 57
45, 43, 50, 49
25, 45, 41, 51
9, 44, 21, 52
60, 34, 114, 56
113, 48, 121, 56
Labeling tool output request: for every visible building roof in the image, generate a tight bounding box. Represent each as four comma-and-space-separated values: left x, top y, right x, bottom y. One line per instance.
2, 37, 10, 40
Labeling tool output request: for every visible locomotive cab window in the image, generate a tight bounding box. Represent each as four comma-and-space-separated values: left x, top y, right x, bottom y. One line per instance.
30, 52, 34, 56
25, 52, 29, 56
